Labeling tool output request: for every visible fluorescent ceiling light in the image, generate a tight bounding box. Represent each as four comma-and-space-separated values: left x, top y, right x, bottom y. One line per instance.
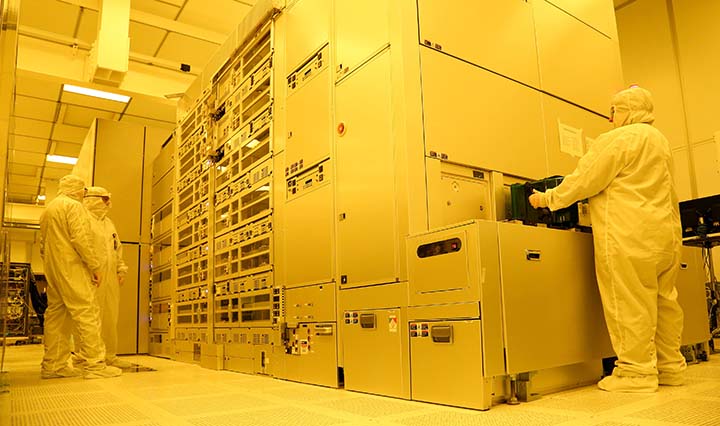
63, 84, 131, 103
37, 195, 46, 201
46, 155, 78, 165
257, 185, 270, 191
245, 139, 260, 149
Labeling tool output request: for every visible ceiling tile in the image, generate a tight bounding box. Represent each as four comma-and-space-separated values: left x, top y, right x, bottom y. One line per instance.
156, 32, 218, 73
9, 164, 39, 177
14, 95, 57, 122
63, 104, 116, 128
19, 0, 79, 39
52, 123, 90, 144
52, 141, 82, 157
130, 21, 166, 56
75, 8, 99, 44
123, 97, 175, 122
9, 173, 40, 186
15, 73, 62, 101
131, 0, 181, 19
13, 117, 52, 139
7, 194, 37, 204
120, 114, 175, 130
7, 183, 39, 194
44, 166, 74, 180
11, 150, 46, 166
178, 0, 252, 34
60, 91, 129, 113
11, 135, 49, 153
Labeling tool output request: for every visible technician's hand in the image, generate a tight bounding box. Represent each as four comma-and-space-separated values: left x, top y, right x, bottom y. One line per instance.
529, 190, 548, 209
92, 272, 102, 287
118, 274, 125, 286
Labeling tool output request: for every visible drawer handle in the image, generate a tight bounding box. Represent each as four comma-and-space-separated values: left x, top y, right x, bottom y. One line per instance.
525, 249, 541, 261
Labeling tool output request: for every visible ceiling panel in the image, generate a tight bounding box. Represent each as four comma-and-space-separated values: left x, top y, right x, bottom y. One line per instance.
15, 74, 61, 101
13, 117, 53, 139
60, 91, 129, 113
7, 194, 37, 204
14, 95, 57, 122
178, 0, 253, 34
52, 141, 82, 157
130, 21, 166, 56
156, 32, 218, 72
52, 123, 90, 144
124, 97, 176, 122
120, 114, 175, 130
9, 164, 39, 177
7, 183, 39, 194
63, 105, 116, 128
75, 8, 99, 44
11, 135, 49, 153
19, 0, 79, 39
131, 0, 181, 19
43, 165, 74, 180
11, 150, 46, 166
8, 174, 40, 187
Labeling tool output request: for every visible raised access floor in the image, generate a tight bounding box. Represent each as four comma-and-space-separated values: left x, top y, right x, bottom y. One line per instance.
1, 344, 720, 426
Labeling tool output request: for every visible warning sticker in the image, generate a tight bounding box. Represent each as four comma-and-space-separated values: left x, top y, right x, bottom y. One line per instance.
388, 315, 398, 333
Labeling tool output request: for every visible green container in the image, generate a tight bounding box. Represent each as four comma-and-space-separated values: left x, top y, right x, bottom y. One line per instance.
510, 176, 580, 228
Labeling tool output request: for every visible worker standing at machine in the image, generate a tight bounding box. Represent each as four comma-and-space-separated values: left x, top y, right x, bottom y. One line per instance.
83, 186, 132, 368
39, 174, 122, 379
529, 87, 686, 393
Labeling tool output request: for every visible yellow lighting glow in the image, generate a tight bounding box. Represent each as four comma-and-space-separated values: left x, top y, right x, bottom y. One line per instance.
63, 84, 131, 103
245, 139, 260, 149
46, 155, 78, 165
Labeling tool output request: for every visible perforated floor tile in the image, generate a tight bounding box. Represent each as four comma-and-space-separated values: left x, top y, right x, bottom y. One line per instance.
10, 404, 150, 426
393, 409, 574, 426
188, 407, 346, 426
11, 391, 120, 412
154, 393, 276, 416
627, 399, 720, 425
10, 382, 104, 398
526, 387, 655, 413
314, 396, 426, 418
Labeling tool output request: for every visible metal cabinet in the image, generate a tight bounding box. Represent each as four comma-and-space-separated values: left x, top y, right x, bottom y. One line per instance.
409, 318, 492, 410
533, 0, 623, 115
420, 48, 546, 179
285, 160, 334, 288
335, 50, 399, 288
343, 308, 410, 398
417, 0, 539, 87
334, 0, 390, 82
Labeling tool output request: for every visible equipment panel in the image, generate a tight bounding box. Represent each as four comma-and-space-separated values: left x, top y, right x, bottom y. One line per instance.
286, 45, 331, 177
533, 0, 622, 114
285, 283, 336, 323
420, 48, 546, 179
285, 160, 334, 288
335, 50, 398, 288
342, 308, 410, 399
409, 319, 491, 410
418, 0, 539, 87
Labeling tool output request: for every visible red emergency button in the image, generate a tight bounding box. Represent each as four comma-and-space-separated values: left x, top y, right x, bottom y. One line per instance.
337, 122, 346, 136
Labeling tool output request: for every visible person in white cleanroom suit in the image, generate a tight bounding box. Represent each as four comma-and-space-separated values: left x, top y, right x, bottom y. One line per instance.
83, 186, 131, 368
529, 87, 686, 393
39, 175, 122, 379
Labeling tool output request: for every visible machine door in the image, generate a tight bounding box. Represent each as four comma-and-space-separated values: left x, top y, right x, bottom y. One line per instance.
409, 319, 491, 410
342, 309, 409, 398
498, 222, 612, 374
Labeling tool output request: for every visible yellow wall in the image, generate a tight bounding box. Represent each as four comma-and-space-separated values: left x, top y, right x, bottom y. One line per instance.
616, 0, 720, 201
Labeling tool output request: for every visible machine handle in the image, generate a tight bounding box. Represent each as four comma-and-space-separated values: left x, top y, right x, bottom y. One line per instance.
359, 313, 376, 329
431, 325, 453, 343
525, 249, 541, 261
314, 325, 334, 336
